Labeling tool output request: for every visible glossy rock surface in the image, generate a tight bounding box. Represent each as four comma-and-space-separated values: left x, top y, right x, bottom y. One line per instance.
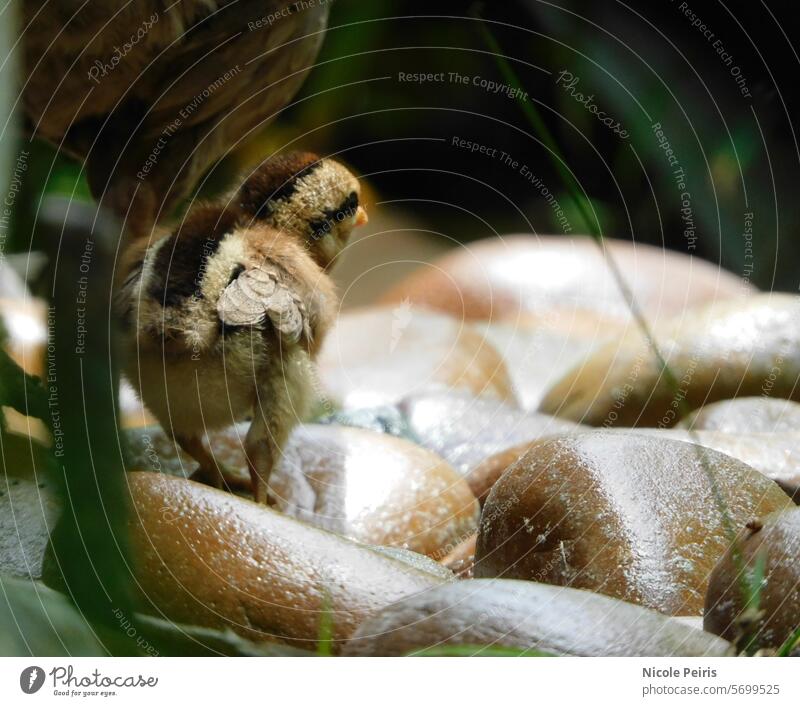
268, 425, 479, 558
478, 312, 622, 410
621, 429, 800, 502
540, 294, 800, 427
127, 472, 445, 651
343, 579, 731, 657
680, 397, 800, 434
474, 432, 792, 615
126, 424, 479, 558
380, 235, 747, 325
317, 306, 516, 409
399, 391, 580, 488
704, 509, 800, 649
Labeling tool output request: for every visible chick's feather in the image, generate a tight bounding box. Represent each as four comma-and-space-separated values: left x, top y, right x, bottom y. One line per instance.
217, 265, 311, 344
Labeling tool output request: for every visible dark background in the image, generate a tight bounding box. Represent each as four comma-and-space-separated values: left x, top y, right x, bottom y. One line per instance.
13, 0, 800, 291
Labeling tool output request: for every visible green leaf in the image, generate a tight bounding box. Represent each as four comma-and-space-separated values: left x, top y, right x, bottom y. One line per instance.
133, 615, 315, 657
746, 549, 768, 612
0, 574, 107, 656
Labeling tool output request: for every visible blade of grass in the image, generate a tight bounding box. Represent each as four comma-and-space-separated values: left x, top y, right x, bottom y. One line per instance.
472, 4, 759, 650
316, 592, 334, 656
736, 549, 768, 655
776, 625, 800, 657
409, 644, 554, 657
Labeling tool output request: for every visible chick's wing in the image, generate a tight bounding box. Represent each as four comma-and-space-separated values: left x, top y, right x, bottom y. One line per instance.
217, 265, 309, 344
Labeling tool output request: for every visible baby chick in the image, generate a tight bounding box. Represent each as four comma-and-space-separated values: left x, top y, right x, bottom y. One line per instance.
116, 152, 367, 503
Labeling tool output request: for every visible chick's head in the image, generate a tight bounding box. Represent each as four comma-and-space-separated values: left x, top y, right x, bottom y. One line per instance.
237, 151, 367, 268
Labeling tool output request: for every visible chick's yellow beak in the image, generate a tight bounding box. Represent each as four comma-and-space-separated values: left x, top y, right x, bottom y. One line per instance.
355, 205, 368, 227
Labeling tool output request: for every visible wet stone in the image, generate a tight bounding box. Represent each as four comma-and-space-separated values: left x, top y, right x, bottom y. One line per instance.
344, 579, 732, 657
399, 391, 580, 497
680, 397, 800, 435
125, 423, 480, 559
616, 428, 800, 503
317, 306, 517, 410
540, 294, 800, 427
380, 235, 746, 326
704, 508, 800, 651
474, 432, 792, 615
127, 472, 446, 652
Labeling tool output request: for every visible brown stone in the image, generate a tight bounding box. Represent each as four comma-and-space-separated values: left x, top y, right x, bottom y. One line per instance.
469, 446, 534, 506
343, 579, 731, 656
317, 306, 516, 409
474, 432, 792, 615
540, 294, 800, 427
127, 472, 445, 651
439, 534, 476, 579
268, 425, 479, 559
125, 424, 479, 558
330, 209, 450, 311
380, 235, 747, 326
704, 508, 800, 650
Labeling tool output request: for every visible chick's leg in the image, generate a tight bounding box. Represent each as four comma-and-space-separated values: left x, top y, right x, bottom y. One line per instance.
244, 415, 284, 505
246, 350, 313, 504
245, 377, 299, 505
175, 434, 249, 492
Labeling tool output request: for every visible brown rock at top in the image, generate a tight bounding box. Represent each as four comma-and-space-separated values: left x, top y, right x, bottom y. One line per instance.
379, 235, 748, 325
680, 397, 800, 434
317, 307, 516, 409
704, 508, 800, 650
343, 579, 731, 657
474, 432, 792, 615
126, 472, 445, 651
539, 294, 800, 427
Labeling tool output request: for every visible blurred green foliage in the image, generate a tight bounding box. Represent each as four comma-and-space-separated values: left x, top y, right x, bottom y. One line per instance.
0, 574, 109, 656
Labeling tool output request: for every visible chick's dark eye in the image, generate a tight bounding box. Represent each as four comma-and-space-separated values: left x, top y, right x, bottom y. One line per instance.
331, 192, 358, 222
343, 191, 358, 215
